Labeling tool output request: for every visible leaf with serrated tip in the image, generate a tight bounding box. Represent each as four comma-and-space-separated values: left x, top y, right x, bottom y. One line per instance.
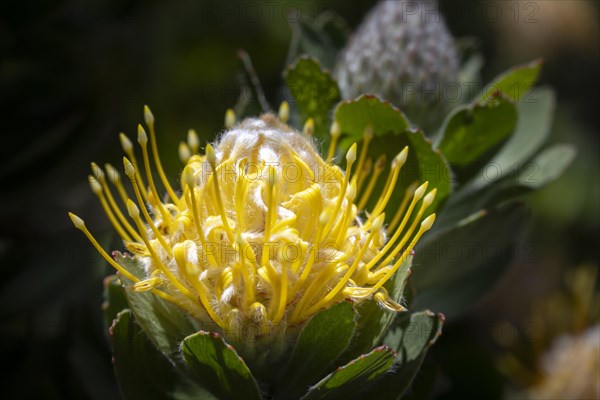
478, 59, 542, 102
284, 56, 341, 141
335, 95, 451, 213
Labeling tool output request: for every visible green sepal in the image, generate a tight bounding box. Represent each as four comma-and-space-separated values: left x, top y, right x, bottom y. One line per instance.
114, 253, 202, 359
410, 204, 528, 320
478, 59, 543, 102
301, 346, 397, 400
274, 301, 356, 399
284, 56, 341, 140
182, 331, 262, 400
366, 311, 444, 400
111, 310, 215, 400
334, 95, 451, 213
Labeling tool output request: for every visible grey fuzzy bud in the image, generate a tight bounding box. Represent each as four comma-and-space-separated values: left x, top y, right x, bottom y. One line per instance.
334, 0, 460, 130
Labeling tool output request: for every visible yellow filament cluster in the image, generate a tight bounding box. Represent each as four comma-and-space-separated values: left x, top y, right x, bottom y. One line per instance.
70, 105, 436, 338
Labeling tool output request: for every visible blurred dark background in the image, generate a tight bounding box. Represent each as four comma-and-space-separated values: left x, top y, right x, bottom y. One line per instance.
1, 1, 598, 399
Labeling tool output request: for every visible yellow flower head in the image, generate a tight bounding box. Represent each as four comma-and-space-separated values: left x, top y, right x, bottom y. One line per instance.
70, 105, 436, 341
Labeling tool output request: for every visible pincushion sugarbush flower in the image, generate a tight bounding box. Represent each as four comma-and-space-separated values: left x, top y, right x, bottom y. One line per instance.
66, 0, 573, 397
69, 102, 442, 399
70, 104, 435, 349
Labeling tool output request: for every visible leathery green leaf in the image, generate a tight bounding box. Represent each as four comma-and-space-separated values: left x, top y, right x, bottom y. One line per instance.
438, 97, 517, 165
182, 331, 262, 400
115, 253, 202, 359
368, 311, 444, 400
335, 95, 451, 213
478, 59, 542, 102
468, 87, 556, 192
301, 346, 397, 400
411, 204, 528, 320
274, 302, 356, 399
340, 255, 413, 363
111, 310, 215, 400
514, 144, 576, 189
